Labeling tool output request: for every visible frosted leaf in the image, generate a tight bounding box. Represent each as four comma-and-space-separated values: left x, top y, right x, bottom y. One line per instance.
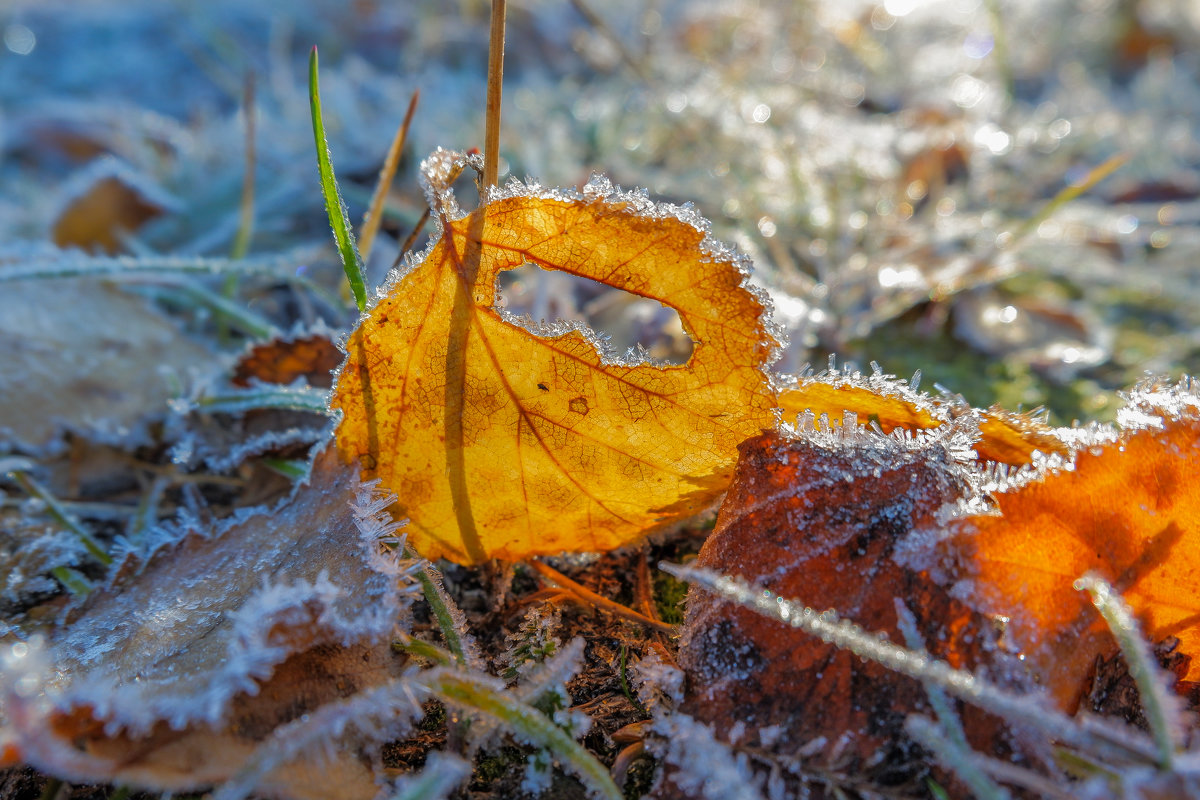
1117, 375, 1200, 432
203, 427, 329, 473
210, 672, 431, 800
0, 279, 216, 453
4, 446, 419, 799
50, 156, 178, 253
415, 149, 783, 373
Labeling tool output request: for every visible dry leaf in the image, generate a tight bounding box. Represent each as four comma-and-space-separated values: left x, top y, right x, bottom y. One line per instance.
922, 379, 1200, 710
0, 279, 215, 453
232, 330, 342, 390
2, 448, 417, 800
677, 422, 1031, 791
332, 153, 779, 564
51, 158, 173, 254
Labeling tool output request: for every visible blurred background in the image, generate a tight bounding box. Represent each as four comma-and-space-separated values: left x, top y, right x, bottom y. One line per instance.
4, 0, 1200, 424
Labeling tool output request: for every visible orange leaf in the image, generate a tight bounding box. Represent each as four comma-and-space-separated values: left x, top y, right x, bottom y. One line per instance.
930, 380, 1200, 709
332, 154, 778, 564
233, 331, 341, 389
777, 367, 1068, 466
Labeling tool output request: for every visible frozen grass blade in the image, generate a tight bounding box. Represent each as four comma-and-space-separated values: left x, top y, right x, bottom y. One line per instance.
360, 90, 419, 263
194, 385, 330, 415
420, 669, 623, 800
308, 46, 367, 313
664, 562, 1163, 766
50, 566, 94, 597
1075, 573, 1183, 770
895, 600, 1011, 800
0, 251, 313, 282
10, 471, 112, 566
389, 752, 470, 800
1009, 153, 1128, 246
125, 475, 168, 544
260, 458, 310, 481
406, 552, 483, 670
393, 633, 457, 667
144, 282, 275, 340
905, 717, 1011, 800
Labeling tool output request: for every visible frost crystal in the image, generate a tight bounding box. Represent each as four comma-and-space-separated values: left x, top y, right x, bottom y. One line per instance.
631, 647, 685, 712
500, 605, 562, 680
648, 711, 766, 800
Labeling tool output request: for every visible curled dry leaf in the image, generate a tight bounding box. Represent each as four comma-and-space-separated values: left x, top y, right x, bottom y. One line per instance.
920, 379, 1200, 710
0, 279, 215, 453
332, 152, 779, 564
51, 158, 174, 254
232, 329, 342, 390
2, 447, 415, 800
677, 421, 1032, 793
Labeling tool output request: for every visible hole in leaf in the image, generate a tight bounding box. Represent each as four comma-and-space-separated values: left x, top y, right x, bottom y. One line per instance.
496, 262, 694, 365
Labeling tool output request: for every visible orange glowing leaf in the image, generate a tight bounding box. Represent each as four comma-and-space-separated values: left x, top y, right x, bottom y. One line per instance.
332, 152, 778, 564
777, 366, 1068, 467
776, 369, 942, 434
933, 379, 1200, 709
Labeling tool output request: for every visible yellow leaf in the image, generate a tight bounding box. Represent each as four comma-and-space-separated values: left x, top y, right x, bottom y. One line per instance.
332, 157, 778, 564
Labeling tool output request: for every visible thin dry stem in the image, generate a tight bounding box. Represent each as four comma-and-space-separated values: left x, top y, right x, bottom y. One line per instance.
530, 559, 676, 634
483, 0, 507, 190
360, 90, 419, 262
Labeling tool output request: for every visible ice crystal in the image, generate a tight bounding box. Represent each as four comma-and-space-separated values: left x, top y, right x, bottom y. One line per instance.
631, 647, 685, 712
648, 711, 766, 800
500, 605, 562, 681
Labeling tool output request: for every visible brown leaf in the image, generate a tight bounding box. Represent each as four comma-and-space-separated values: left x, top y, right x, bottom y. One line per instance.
678, 423, 1031, 791
51, 160, 171, 254
232, 332, 341, 390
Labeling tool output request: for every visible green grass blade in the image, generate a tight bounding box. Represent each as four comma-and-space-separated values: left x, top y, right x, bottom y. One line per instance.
421, 670, 623, 800
11, 471, 112, 566
308, 46, 368, 313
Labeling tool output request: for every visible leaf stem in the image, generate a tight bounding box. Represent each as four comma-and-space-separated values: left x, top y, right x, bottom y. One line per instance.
483, 0, 507, 190
308, 46, 368, 313
531, 560, 676, 634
